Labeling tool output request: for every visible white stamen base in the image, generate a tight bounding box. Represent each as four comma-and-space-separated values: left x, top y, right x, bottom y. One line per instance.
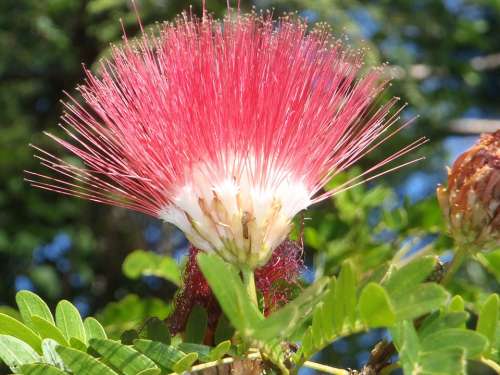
159, 160, 311, 268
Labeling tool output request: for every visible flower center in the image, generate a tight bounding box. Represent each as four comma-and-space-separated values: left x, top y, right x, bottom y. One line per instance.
159, 157, 311, 268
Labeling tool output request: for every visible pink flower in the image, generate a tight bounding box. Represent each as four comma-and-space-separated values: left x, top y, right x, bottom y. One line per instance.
27, 10, 426, 268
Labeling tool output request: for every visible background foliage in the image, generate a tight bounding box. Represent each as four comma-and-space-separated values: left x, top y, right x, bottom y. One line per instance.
1, 0, 499, 373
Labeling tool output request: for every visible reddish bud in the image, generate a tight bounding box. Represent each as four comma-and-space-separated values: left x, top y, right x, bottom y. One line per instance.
437, 130, 500, 251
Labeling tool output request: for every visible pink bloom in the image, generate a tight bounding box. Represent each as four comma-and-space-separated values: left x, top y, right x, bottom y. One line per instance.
27, 10, 426, 268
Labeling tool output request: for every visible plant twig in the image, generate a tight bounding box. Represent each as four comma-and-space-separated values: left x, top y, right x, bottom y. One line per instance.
168, 352, 261, 374
303, 361, 349, 375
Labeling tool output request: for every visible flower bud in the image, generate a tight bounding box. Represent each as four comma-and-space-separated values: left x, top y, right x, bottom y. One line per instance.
437, 131, 500, 250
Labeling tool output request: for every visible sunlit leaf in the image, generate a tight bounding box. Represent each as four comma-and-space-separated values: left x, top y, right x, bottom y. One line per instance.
133, 339, 185, 370
16, 291, 54, 330
0, 335, 41, 373
89, 338, 159, 375
210, 340, 231, 361
178, 343, 211, 362
55, 300, 86, 344
123, 250, 181, 286
0, 313, 41, 353
84, 317, 107, 340
41, 339, 67, 371
197, 253, 263, 335
173, 352, 198, 373
56, 345, 118, 375
32, 316, 69, 346
69, 337, 87, 351
20, 364, 66, 375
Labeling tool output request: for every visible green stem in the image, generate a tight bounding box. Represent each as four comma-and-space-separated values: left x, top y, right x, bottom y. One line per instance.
241, 266, 258, 307
302, 361, 349, 375
442, 248, 467, 285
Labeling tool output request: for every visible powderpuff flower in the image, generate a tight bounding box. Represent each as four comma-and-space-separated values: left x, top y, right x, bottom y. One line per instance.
26, 9, 426, 269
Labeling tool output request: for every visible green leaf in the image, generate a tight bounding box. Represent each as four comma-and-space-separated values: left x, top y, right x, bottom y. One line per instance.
144, 317, 170, 344
56, 345, 118, 375
178, 343, 211, 362
391, 283, 449, 321
392, 321, 420, 368
293, 278, 347, 362
0, 313, 42, 353
84, 317, 107, 340
477, 250, 500, 280
214, 316, 234, 345
69, 337, 87, 351
0, 307, 22, 322
31, 316, 69, 346
476, 294, 499, 356
392, 323, 467, 374
311, 306, 325, 350
419, 312, 469, 339
137, 369, 161, 375
89, 338, 159, 375
449, 295, 465, 312
358, 283, 396, 327
185, 306, 208, 344
16, 291, 54, 330
121, 330, 139, 345
96, 294, 171, 339
172, 353, 198, 373
133, 339, 185, 370
421, 329, 488, 359
384, 257, 436, 298
41, 339, 66, 370
197, 253, 263, 335
418, 348, 466, 375
55, 300, 86, 344
20, 364, 66, 375
210, 340, 231, 361
0, 335, 41, 373
333, 261, 357, 331
251, 276, 329, 342
123, 250, 181, 286
318, 278, 336, 339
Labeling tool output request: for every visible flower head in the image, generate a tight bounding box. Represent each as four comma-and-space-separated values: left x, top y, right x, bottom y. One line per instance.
437, 130, 500, 251
27, 9, 425, 268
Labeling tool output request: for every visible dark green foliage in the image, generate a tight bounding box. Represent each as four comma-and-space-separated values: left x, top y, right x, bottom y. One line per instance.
1, 270, 496, 375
